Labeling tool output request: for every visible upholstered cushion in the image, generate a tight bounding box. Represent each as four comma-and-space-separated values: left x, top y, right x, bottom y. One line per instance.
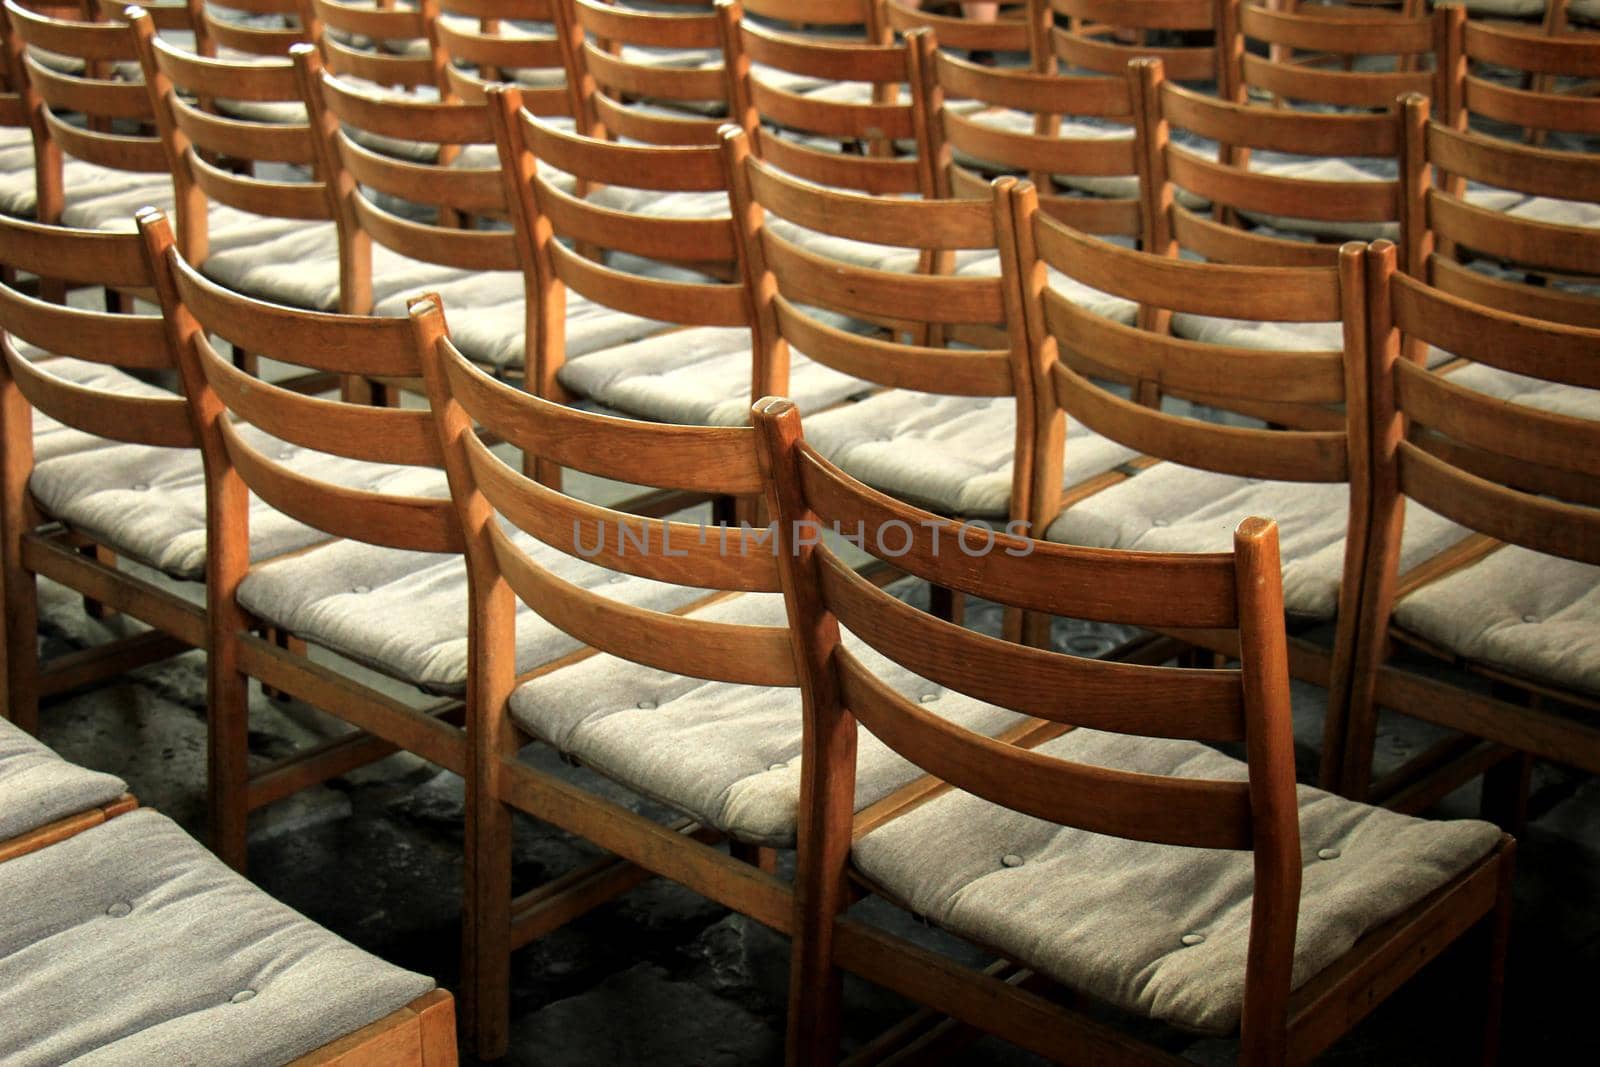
1507, 194, 1600, 230
853, 729, 1501, 1036
27, 434, 440, 580
1170, 313, 1345, 352
0, 160, 168, 224
556, 325, 868, 426
1435, 0, 1545, 16
1442, 362, 1600, 421
236, 526, 707, 694
0, 808, 435, 1066
23, 357, 179, 463
508, 593, 1027, 848
0, 716, 126, 843
803, 391, 1138, 519
1045, 464, 1470, 620
1234, 156, 1399, 241
1394, 546, 1600, 698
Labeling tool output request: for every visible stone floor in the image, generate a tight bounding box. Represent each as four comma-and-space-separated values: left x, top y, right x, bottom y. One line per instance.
26, 573, 1600, 1065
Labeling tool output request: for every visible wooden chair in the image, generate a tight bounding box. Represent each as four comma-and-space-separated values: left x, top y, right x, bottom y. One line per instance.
755, 393, 1516, 1067
1132, 56, 1402, 267
413, 290, 1050, 1057
0, 214, 228, 738
1218, 0, 1438, 111
295, 0, 447, 97
718, 0, 938, 199
1336, 241, 1600, 813
0, 0, 170, 228
722, 126, 1137, 618
432, 0, 578, 107
195, 0, 309, 57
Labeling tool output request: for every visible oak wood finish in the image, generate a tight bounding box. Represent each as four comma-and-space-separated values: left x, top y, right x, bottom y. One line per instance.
412, 294, 798, 1057
0, 793, 136, 863
755, 393, 1512, 1066
1340, 240, 1600, 801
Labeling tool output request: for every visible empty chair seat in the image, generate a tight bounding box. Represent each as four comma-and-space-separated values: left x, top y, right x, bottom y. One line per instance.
0, 807, 448, 1067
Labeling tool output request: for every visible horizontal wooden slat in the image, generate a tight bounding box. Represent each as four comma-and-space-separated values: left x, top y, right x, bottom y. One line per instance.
1170, 205, 1343, 268
750, 79, 915, 142
1053, 29, 1215, 81
40, 107, 168, 172
24, 62, 151, 120
1241, 4, 1433, 54
537, 179, 735, 262
320, 35, 436, 89
438, 21, 565, 70
520, 111, 727, 190
935, 51, 1131, 116
170, 95, 315, 164
7, 3, 135, 60
943, 107, 1135, 177
0, 215, 152, 286
1054, 0, 1214, 31
582, 41, 725, 101
738, 21, 907, 83
1161, 82, 1396, 157
338, 134, 504, 212
0, 287, 169, 367
795, 445, 1240, 628
4, 348, 193, 446
820, 553, 1247, 740
1169, 148, 1396, 224
763, 230, 1002, 325
548, 240, 746, 326
755, 130, 922, 195
321, 72, 494, 143
574, 0, 720, 49
1463, 76, 1600, 137
1464, 18, 1600, 78
836, 649, 1254, 849
1426, 122, 1600, 205
748, 156, 992, 248
154, 38, 300, 100
439, 342, 765, 493
1242, 55, 1430, 110
187, 148, 330, 219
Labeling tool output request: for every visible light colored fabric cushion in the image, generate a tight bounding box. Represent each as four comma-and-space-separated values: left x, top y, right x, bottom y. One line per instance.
0, 159, 167, 224
555, 325, 868, 426
1394, 545, 1600, 698
1442, 361, 1600, 421
0, 716, 126, 842
236, 525, 707, 694
1435, 0, 1545, 15
28, 434, 439, 580
853, 728, 1501, 1036
23, 357, 179, 463
1170, 313, 1345, 353
0, 808, 435, 1066
509, 593, 1027, 847
1045, 463, 1470, 619
804, 391, 1137, 519
1507, 194, 1600, 230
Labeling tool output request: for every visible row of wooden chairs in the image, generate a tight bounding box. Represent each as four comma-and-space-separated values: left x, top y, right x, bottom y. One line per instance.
3, 139, 1590, 1058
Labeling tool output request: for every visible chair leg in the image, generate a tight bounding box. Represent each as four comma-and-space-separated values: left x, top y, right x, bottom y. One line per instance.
462, 779, 514, 1060
928, 584, 964, 625
207, 634, 252, 872
78, 542, 117, 621
1, 555, 39, 735
1481, 848, 1516, 1067
786, 915, 846, 1067
1479, 750, 1534, 836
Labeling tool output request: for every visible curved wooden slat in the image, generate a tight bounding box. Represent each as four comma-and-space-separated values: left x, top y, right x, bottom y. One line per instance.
548, 241, 746, 327
1169, 205, 1342, 268
1426, 123, 1600, 206
437, 21, 565, 70
1427, 256, 1600, 332
933, 52, 1131, 116
40, 107, 167, 172
489, 523, 797, 686
153, 38, 300, 100
1464, 18, 1600, 78
196, 336, 441, 467
574, 0, 720, 49
351, 194, 516, 271
3, 345, 192, 447
836, 649, 1254, 850
1427, 194, 1600, 282
1055, 0, 1215, 32
1463, 76, 1600, 137
439, 344, 764, 494
1160, 82, 1396, 158
794, 446, 1241, 628
1051, 361, 1349, 483
754, 131, 922, 196
1242, 55, 1430, 110
748, 155, 993, 248
311, 0, 429, 40
186, 149, 328, 219
749, 79, 915, 142
738, 21, 906, 83
1041, 290, 1346, 406
582, 42, 725, 101
0, 286, 169, 368
170, 95, 316, 164
592, 93, 723, 147
774, 296, 1013, 397
819, 553, 1246, 740
1168, 148, 1396, 224
321, 72, 494, 143
0, 215, 151, 286
885, 0, 1030, 51
338, 135, 505, 214
463, 431, 780, 593
219, 418, 460, 553
537, 179, 735, 262
6, 2, 133, 60
1053, 28, 1215, 82
762, 230, 1002, 326
1396, 441, 1600, 566
942, 107, 1135, 177
23, 63, 151, 120
1240, 4, 1433, 55
520, 112, 727, 190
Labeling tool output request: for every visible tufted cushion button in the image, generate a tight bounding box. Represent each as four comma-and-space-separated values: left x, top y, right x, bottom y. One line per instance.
278, 450, 295, 461
609, 574, 628, 585
230, 989, 257, 1004
767, 761, 787, 772
919, 692, 939, 704
351, 585, 370, 594
1152, 518, 1169, 528
105, 901, 132, 918
1521, 614, 1539, 624
132, 482, 149, 492
1317, 848, 1341, 861
1001, 853, 1024, 868
1181, 933, 1206, 947
636, 699, 657, 710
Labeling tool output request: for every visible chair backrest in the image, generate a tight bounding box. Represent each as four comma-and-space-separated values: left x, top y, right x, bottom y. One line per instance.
1133, 57, 1400, 267
922, 45, 1140, 237
435, 0, 576, 106
1366, 240, 1600, 571
1045, 0, 1219, 83
883, 0, 1037, 56
737, 0, 881, 39
718, 0, 936, 197
411, 296, 794, 721
487, 84, 747, 417
722, 125, 1031, 489
131, 8, 332, 267
1397, 91, 1600, 328
1437, 3, 1600, 143
294, 41, 519, 314
752, 392, 1300, 1044
2, 0, 167, 223
297, 0, 446, 95
137, 206, 462, 559
1220, 0, 1437, 110
0, 213, 190, 467
568, 0, 729, 145
1009, 179, 1365, 539
196, 0, 308, 57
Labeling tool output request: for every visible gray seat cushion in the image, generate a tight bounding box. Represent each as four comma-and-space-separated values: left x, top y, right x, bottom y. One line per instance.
803, 391, 1137, 519
28, 435, 441, 581
1394, 545, 1600, 698
0, 808, 435, 1066
1045, 463, 1469, 620
508, 593, 1027, 848
236, 526, 708, 694
853, 729, 1501, 1036
556, 325, 868, 427
0, 716, 126, 842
